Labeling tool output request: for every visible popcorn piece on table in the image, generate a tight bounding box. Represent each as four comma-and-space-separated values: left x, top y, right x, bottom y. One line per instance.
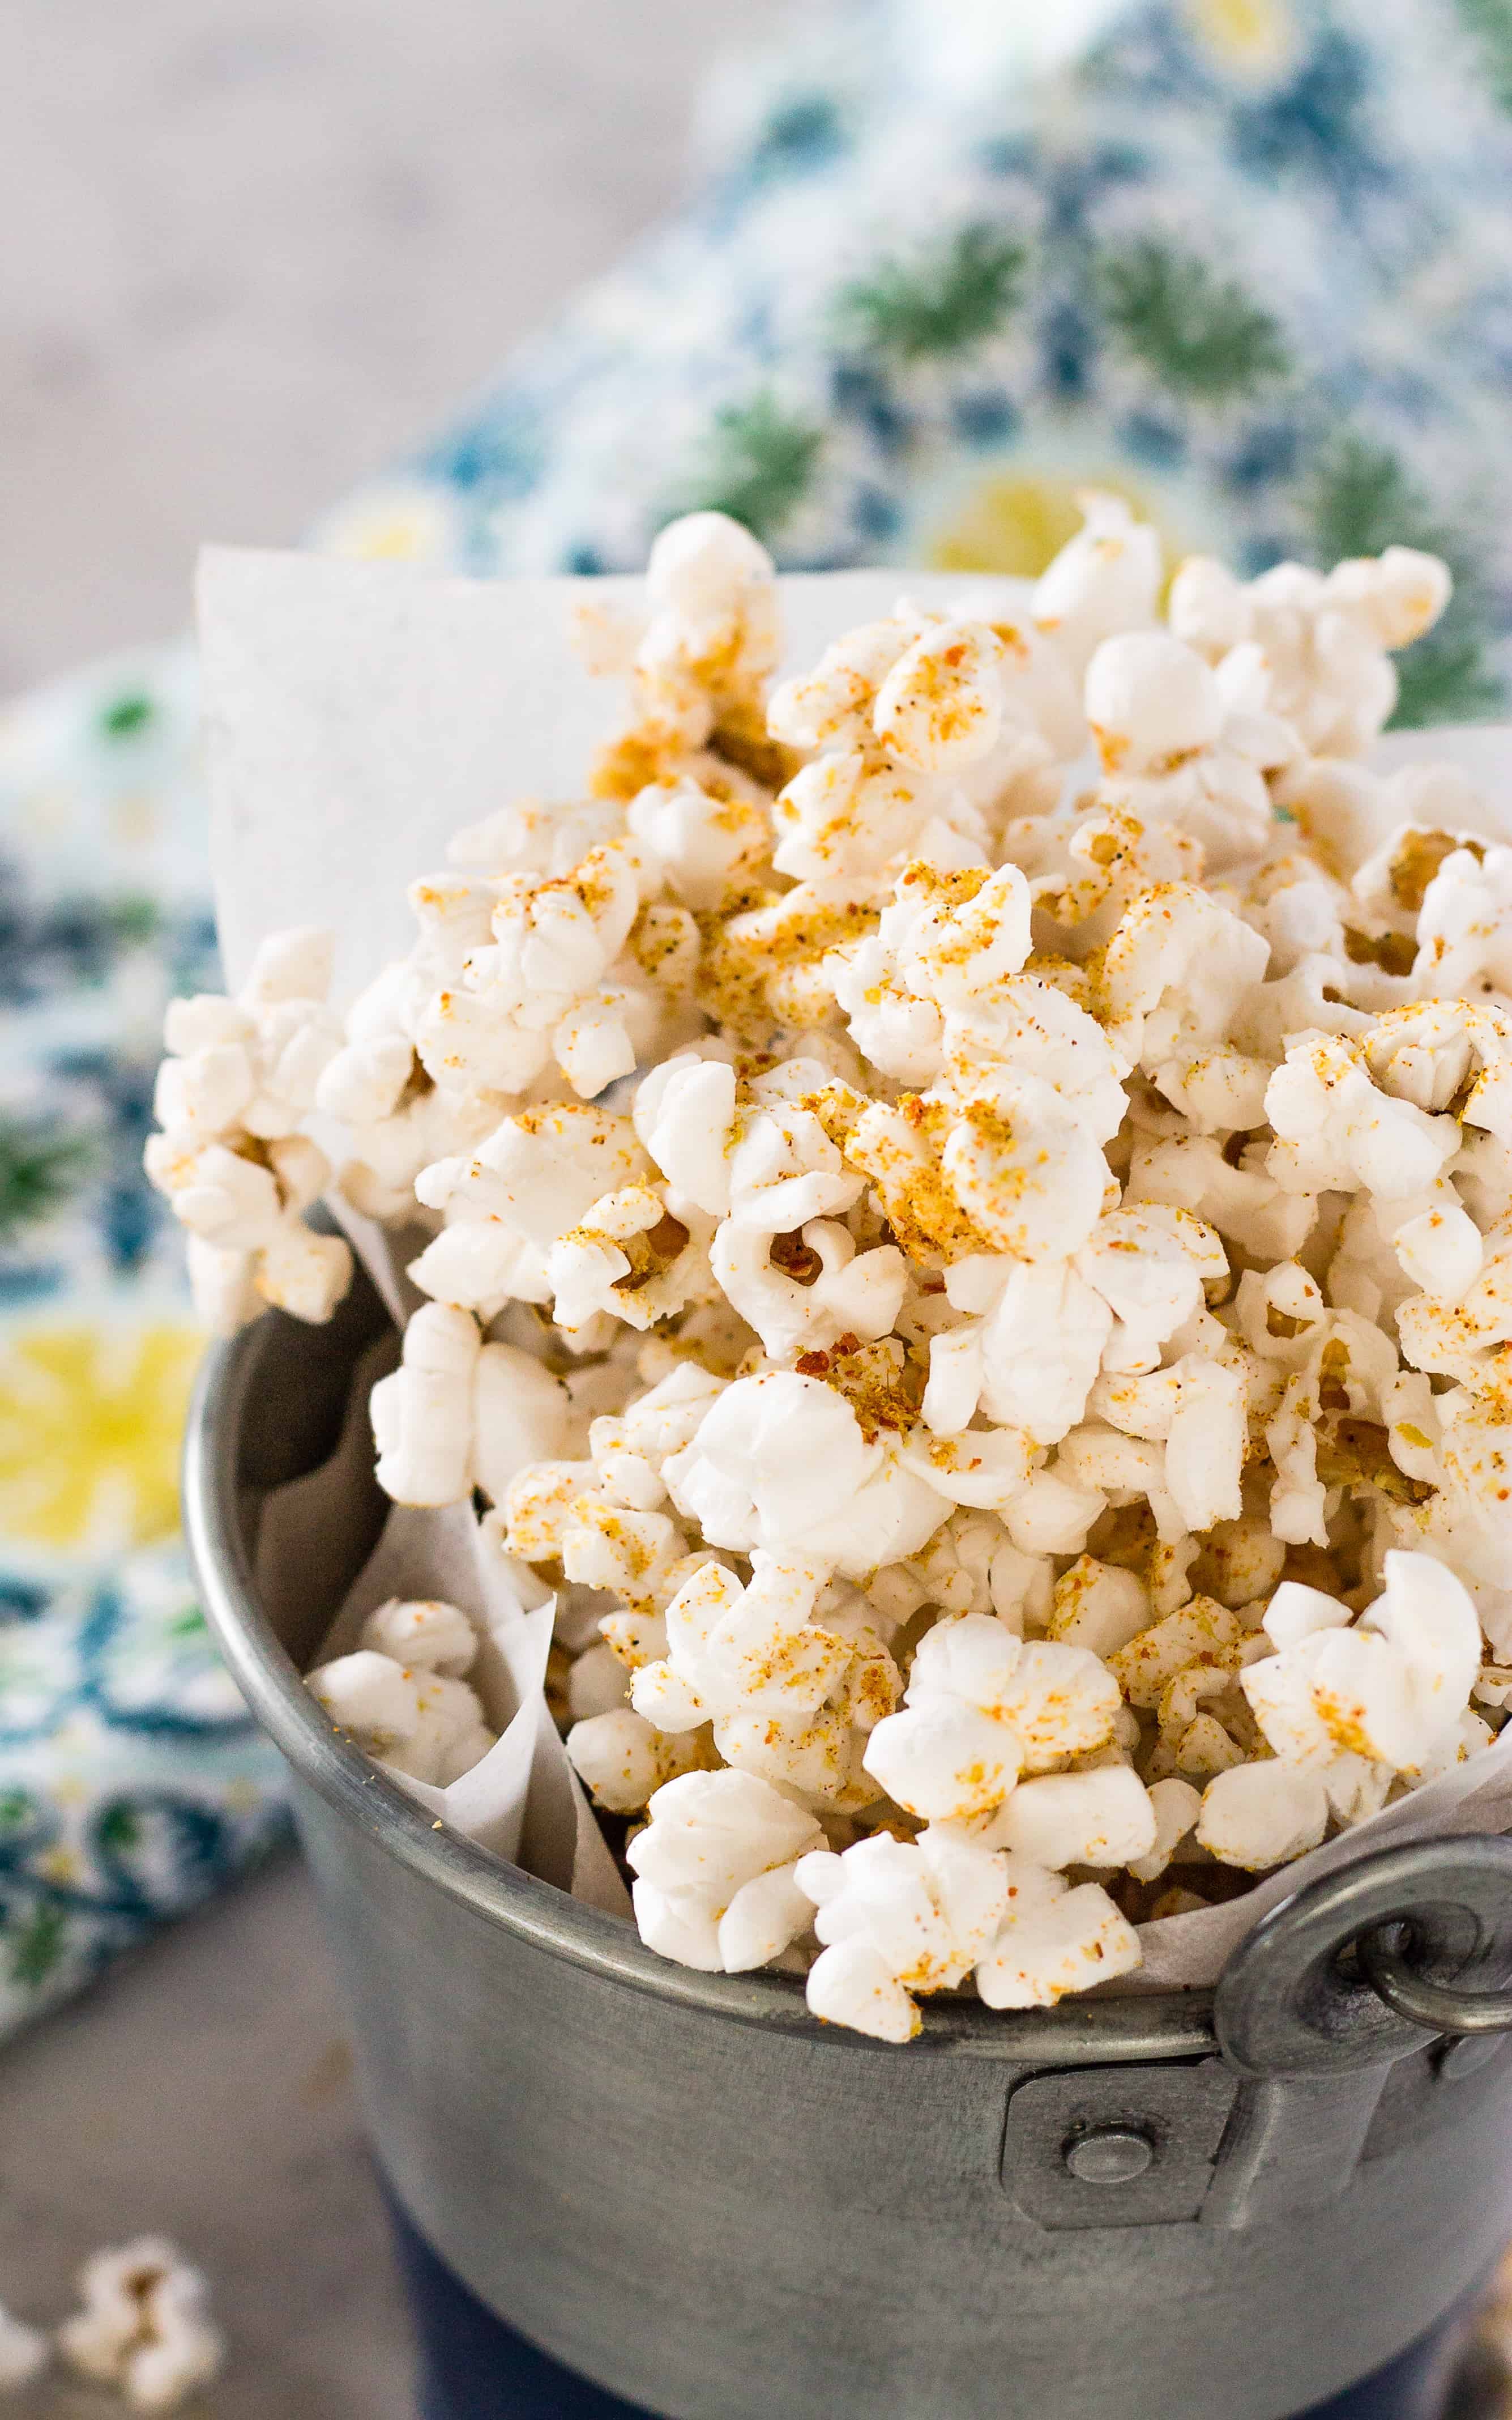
0, 2303, 46, 2391
57, 2238, 224, 2413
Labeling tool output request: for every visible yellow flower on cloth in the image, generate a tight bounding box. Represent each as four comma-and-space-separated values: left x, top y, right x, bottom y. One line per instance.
309, 478, 464, 566
1182, 0, 1302, 86
0, 1318, 203, 1555
923, 466, 1210, 586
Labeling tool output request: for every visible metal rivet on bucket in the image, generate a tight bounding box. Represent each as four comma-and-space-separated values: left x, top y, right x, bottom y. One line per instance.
1063, 2127, 1155, 2184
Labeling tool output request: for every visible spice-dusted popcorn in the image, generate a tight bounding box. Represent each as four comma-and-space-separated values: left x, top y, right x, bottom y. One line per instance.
144, 928, 352, 1331
156, 497, 1512, 2039
57, 2239, 224, 2413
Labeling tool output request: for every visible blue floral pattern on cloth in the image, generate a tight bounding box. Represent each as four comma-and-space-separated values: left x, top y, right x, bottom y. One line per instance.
6, 0, 1512, 2035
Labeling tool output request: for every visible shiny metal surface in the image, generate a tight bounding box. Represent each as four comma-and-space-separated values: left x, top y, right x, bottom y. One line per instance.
1216, 1837, 1512, 2077
1362, 1911, 1512, 2039
182, 1274, 1512, 2420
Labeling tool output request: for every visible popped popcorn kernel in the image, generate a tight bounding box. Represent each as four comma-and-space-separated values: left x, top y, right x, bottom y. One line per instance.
58, 2239, 224, 2413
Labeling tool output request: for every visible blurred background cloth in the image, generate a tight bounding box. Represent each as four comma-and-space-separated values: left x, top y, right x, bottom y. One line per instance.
7, 0, 1512, 2038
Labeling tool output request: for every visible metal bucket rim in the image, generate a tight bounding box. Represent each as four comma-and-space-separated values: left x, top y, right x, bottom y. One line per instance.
182, 1305, 1217, 2063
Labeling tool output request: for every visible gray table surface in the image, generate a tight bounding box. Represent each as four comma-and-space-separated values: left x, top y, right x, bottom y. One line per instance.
0, 1852, 416, 2419
0, 2, 783, 2409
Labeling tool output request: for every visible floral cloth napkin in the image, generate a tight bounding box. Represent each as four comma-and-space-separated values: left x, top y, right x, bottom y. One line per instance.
5, 0, 1512, 2036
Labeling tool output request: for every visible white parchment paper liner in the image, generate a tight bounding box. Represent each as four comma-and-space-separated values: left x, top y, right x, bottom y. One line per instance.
201, 544, 1512, 1993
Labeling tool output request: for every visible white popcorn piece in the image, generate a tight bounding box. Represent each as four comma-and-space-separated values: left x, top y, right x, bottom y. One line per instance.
411, 1102, 651, 1314
994, 1765, 1158, 1868
863, 1613, 1118, 1821
1032, 491, 1163, 677
548, 1185, 707, 1336
626, 773, 768, 910
370, 1304, 569, 1507
308, 1646, 496, 1786
1197, 1761, 1330, 1872
1047, 1556, 1151, 1659
631, 1554, 851, 1731
632, 1050, 738, 1217
565, 1707, 704, 1813
415, 838, 654, 1102
0, 2303, 46, 2391
712, 1219, 907, 1364
1127, 1775, 1203, 1883
641, 510, 780, 696
1266, 1033, 1460, 1203
1170, 547, 1450, 757
625, 1768, 824, 1973
146, 927, 354, 1333
975, 1857, 1142, 2006
565, 1639, 630, 1721
1241, 1550, 1481, 1778
1085, 632, 1291, 870
1102, 883, 1271, 1087
797, 1824, 1010, 2042
665, 1370, 947, 1579
359, 1596, 478, 1677
57, 2238, 224, 2413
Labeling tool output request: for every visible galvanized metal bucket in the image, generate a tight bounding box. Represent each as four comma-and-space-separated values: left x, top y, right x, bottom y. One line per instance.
182, 1263, 1512, 2420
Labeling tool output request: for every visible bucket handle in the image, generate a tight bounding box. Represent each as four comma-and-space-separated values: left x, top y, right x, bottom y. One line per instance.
1215, 1833, 1512, 2079
1357, 1917, 1512, 2037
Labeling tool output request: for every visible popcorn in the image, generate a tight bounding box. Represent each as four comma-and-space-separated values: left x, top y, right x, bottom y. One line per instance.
0, 2304, 45, 2391
625, 1556, 877, 1808
1032, 490, 1161, 676
1197, 1761, 1330, 1872
862, 1612, 1119, 1820
974, 1858, 1142, 2007
626, 1769, 825, 1973
144, 927, 353, 1332
310, 1594, 497, 1784
1168, 547, 1450, 758
566, 1707, 706, 1813
57, 2238, 224, 2413
664, 1370, 948, 1579
370, 1306, 569, 1506
1240, 1551, 1480, 1779
1084, 633, 1292, 870
797, 1825, 1011, 2042
410, 1103, 651, 1315
163, 501, 1512, 2040
993, 1765, 1158, 1868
